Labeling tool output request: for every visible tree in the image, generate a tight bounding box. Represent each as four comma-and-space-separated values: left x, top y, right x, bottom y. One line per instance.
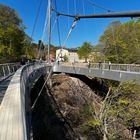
78, 80, 140, 139
63, 54, 68, 62
0, 4, 22, 28
98, 81, 140, 139
0, 4, 33, 63
100, 20, 140, 64
77, 42, 92, 62
88, 43, 106, 63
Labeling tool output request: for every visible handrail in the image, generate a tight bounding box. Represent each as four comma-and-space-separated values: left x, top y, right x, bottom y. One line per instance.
0, 63, 20, 66
0, 63, 20, 78
53, 62, 140, 84
0, 63, 49, 140
61, 62, 140, 72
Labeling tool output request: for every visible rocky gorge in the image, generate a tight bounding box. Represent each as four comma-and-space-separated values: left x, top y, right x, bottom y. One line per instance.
30, 73, 140, 140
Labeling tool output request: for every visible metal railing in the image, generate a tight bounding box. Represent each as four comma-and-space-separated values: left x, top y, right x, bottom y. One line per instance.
61, 62, 140, 73
53, 62, 140, 85
0, 62, 50, 140
0, 63, 20, 78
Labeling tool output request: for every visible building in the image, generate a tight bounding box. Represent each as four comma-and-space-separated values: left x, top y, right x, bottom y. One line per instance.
56, 48, 69, 61
56, 48, 84, 62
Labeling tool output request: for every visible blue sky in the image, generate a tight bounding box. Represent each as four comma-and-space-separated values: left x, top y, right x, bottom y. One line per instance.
0, 0, 140, 48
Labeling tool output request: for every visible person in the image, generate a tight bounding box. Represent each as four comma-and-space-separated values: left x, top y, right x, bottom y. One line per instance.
109, 61, 111, 70
99, 61, 102, 69
88, 61, 91, 68
57, 60, 59, 65
20, 58, 25, 65
57, 57, 61, 65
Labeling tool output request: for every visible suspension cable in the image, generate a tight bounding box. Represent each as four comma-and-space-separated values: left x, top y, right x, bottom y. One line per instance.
37, 0, 61, 60
31, 65, 53, 110
31, 1, 140, 110
41, 6, 49, 42
74, 0, 77, 15
30, 0, 44, 44
27, 0, 43, 60
54, 0, 62, 47
85, 0, 114, 12
31, 0, 79, 110
38, 6, 48, 60
82, 0, 86, 32
63, 19, 78, 48
82, 0, 86, 15
31, 18, 79, 110
39, 12, 57, 60
56, 15, 62, 47
67, 0, 70, 28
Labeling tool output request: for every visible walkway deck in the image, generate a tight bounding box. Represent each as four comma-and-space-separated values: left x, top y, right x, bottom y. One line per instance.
53, 63, 140, 84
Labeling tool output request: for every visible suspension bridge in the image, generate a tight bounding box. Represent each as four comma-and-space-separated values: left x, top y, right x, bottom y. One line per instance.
0, 61, 140, 140
0, 0, 140, 139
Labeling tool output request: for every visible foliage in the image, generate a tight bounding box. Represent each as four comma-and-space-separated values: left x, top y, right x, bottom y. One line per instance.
77, 42, 92, 62
79, 80, 140, 139
89, 52, 106, 63
100, 20, 140, 63
0, 4, 34, 63
63, 54, 68, 62
22, 45, 35, 59
79, 103, 95, 121
0, 4, 22, 28
79, 102, 103, 139
101, 81, 140, 139
80, 119, 101, 138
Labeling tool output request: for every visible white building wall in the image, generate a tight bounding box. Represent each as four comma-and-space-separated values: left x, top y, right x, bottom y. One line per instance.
56, 48, 85, 62
68, 52, 79, 62
56, 49, 69, 60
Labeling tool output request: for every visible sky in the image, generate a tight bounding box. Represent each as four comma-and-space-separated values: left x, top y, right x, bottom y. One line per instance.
0, 0, 140, 48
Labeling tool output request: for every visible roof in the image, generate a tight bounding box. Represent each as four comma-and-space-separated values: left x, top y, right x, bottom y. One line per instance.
56, 48, 78, 52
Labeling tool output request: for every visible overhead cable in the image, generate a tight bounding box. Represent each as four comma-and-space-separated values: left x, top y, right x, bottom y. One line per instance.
63, 19, 78, 48
67, 0, 70, 28
31, 0, 79, 110
54, 0, 62, 47
38, 6, 48, 60
74, 0, 77, 14
30, 0, 43, 43
85, 0, 114, 12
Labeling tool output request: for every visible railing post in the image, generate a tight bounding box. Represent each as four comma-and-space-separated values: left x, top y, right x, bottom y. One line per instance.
2, 66, 6, 76
16, 65, 19, 70
12, 66, 15, 72
8, 65, 11, 74
127, 65, 130, 71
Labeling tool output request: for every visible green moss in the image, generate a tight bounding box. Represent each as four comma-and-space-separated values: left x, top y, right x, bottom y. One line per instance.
118, 99, 129, 105
80, 119, 101, 133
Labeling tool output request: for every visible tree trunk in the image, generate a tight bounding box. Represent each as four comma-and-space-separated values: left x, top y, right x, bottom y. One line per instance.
103, 119, 108, 140
133, 130, 137, 140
